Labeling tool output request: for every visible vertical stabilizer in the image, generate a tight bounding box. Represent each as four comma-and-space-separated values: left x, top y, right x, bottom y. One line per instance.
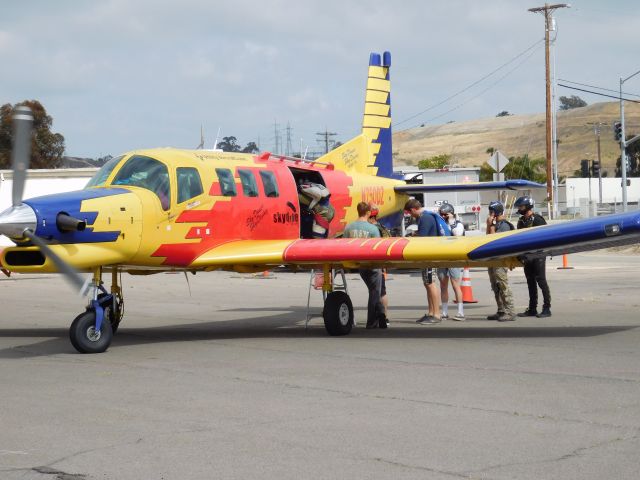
362, 51, 393, 178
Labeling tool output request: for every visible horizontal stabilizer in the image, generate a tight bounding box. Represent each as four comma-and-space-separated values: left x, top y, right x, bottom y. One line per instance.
395, 179, 546, 193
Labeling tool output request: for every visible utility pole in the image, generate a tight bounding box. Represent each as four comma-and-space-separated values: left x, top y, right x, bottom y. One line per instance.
316, 128, 337, 154
595, 124, 603, 204
529, 3, 570, 218
619, 68, 640, 211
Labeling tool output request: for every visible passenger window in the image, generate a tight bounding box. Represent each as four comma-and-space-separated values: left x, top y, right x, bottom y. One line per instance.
177, 167, 204, 203
112, 155, 171, 210
260, 170, 279, 198
215, 168, 236, 196
238, 169, 258, 197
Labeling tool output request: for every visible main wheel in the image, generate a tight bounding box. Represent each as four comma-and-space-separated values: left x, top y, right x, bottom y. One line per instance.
69, 310, 113, 354
322, 291, 353, 336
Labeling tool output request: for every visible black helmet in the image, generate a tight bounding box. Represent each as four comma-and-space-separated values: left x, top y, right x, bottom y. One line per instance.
438, 202, 454, 216
488, 200, 504, 216
514, 196, 534, 213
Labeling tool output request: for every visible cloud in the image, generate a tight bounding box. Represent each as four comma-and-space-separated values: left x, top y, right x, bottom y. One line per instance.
1, 0, 637, 156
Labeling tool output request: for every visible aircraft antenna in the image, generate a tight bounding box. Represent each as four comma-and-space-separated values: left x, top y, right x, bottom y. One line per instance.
196, 125, 205, 149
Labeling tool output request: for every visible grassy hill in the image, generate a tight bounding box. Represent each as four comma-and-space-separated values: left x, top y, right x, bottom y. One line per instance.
393, 101, 640, 177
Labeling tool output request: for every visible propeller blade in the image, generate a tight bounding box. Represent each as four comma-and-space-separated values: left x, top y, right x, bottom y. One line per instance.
23, 230, 89, 294
11, 106, 33, 207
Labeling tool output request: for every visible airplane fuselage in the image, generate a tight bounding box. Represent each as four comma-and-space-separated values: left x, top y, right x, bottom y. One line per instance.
1, 148, 406, 273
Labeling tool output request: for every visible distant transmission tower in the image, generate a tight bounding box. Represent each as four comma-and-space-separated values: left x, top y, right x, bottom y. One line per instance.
285, 122, 293, 156
273, 120, 280, 155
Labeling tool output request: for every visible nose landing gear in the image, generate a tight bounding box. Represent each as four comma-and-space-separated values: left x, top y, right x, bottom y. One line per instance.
69, 267, 123, 353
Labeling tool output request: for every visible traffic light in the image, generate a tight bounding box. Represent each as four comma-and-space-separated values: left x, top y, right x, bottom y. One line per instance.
613, 121, 623, 142
580, 159, 589, 177
591, 160, 600, 176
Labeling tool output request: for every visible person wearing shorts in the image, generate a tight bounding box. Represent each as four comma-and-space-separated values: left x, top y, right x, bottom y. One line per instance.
437, 267, 465, 321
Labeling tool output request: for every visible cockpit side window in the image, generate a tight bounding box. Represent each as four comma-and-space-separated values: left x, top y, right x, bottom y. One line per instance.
85, 155, 124, 188
112, 155, 171, 210
177, 167, 204, 203
215, 168, 237, 196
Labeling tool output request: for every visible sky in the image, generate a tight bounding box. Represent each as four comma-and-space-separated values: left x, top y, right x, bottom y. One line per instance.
1, 0, 639, 158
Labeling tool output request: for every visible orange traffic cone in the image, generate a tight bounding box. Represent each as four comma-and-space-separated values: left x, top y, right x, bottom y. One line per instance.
460, 267, 478, 303
557, 254, 574, 270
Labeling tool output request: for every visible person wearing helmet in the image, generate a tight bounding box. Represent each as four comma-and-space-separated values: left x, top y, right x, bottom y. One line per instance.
486, 201, 516, 321
514, 196, 552, 318
436, 203, 466, 321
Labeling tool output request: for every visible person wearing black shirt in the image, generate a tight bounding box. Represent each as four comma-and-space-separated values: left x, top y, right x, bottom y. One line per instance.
515, 196, 551, 318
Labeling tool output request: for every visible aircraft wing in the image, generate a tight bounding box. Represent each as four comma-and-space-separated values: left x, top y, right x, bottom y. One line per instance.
188, 211, 640, 270
394, 179, 546, 193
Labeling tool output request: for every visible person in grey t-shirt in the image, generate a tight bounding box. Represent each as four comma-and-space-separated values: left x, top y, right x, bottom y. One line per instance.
343, 202, 387, 329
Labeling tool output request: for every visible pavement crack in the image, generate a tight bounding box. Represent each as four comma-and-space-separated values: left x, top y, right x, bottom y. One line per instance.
29, 466, 87, 479
468, 430, 640, 476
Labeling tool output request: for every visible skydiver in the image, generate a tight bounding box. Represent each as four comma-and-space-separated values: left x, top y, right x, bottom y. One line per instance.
297, 178, 335, 238
514, 196, 552, 318
436, 202, 466, 321
486, 201, 516, 322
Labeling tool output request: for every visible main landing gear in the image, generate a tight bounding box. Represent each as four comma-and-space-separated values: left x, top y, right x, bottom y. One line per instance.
320, 265, 354, 336
69, 267, 124, 353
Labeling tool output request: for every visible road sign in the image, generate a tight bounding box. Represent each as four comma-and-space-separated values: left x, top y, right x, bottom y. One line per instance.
487, 151, 510, 172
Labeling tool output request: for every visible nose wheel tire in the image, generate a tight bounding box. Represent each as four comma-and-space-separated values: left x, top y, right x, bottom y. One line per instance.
69, 310, 113, 354
323, 291, 353, 336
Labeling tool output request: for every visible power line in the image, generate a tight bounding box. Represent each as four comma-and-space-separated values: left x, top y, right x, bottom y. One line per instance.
393, 38, 545, 129
558, 78, 640, 98
396, 42, 543, 132
557, 83, 640, 104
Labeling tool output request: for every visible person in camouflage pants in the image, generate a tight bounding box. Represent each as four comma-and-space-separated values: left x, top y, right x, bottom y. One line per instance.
486, 201, 516, 322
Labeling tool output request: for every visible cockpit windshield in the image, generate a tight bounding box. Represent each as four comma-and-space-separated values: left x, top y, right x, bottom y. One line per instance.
110, 155, 171, 210
85, 155, 124, 188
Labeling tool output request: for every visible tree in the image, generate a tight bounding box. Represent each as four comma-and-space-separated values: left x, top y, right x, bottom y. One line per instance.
496, 111, 512, 117
241, 142, 259, 154
615, 138, 640, 177
217, 136, 241, 152
417, 153, 450, 170
559, 95, 587, 111
0, 100, 65, 169
479, 154, 547, 183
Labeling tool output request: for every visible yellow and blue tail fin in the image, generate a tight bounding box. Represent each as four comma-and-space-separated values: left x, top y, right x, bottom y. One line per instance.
318, 51, 395, 178
362, 51, 393, 178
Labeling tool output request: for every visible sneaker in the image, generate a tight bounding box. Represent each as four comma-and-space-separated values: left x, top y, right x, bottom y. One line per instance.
517, 309, 538, 317
417, 314, 432, 323
487, 312, 504, 320
497, 313, 516, 322
452, 314, 465, 321
378, 316, 388, 329
365, 323, 378, 329
536, 308, 552, 318
419, 316, 442, 325
441, 313, 449, 320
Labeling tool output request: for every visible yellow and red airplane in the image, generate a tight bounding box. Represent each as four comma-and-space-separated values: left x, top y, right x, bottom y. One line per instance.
1, 51, 640, 353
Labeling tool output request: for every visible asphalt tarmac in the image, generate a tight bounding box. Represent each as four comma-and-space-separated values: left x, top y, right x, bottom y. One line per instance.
1, 252, 639, 480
